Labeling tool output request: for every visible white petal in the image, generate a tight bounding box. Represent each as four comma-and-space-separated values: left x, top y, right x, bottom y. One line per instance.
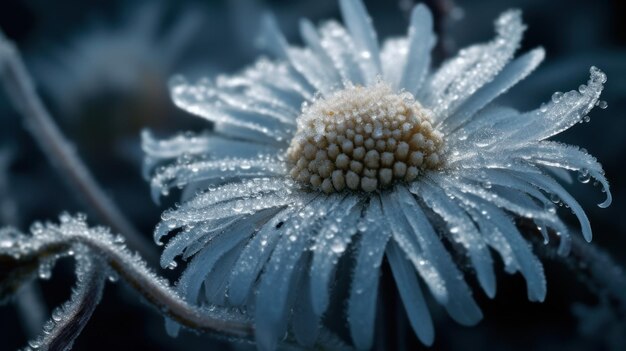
318, 21, 366, 85
226, 205, 304, 305
442, 47, 545, 133
292, 265, 320, 347
310, 195, 362, 315
466, 202, 546, 302
380, 38, 408, 88
383, 186, 483, 325
339, 0, 382, 83
507, 66, 607, 145
398, 4, 435, 95
347, 196, 391, 350
416, 180, 496, 298
512, 141, 611, 208
255, 195, 343, 350
387, 239, 434, 346
424, 10, 525, 122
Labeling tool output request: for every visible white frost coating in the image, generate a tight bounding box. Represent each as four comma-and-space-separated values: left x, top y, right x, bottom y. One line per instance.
380, 38, 408, 89
317, 21, 366, 85
424, 10, 525, 121
254, 195, 343, 351
347, 196, 390, 350
442, 47, 545, 133
417, 181, 496, 298
339, 0, 382, 83
387, 240, 435, 346
309, 195, 362, 315
399, 4, 435, 95
146, 0, 612, 349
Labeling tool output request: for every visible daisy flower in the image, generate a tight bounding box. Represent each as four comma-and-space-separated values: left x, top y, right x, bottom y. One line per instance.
143, 0, 612, 349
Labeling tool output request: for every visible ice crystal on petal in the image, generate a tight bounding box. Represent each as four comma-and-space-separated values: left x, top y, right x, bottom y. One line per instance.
145, 0, 612, 349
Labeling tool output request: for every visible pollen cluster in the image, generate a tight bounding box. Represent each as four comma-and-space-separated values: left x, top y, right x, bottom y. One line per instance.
287, 83, 444, 193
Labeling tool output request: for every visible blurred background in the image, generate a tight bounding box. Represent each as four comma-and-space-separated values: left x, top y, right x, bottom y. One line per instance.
0, 0, 624, 350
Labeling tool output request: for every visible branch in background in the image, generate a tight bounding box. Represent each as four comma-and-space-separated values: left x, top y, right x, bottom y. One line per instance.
0, 30, 158, 264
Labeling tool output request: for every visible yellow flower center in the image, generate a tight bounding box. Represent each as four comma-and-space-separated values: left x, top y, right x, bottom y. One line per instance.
287, 83, 444, 193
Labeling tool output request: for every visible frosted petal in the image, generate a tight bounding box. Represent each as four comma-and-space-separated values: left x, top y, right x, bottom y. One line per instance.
170, 76, 291, 144
203, 242, 245, 305
387, 240, 435, 346
160, 217, 239, 268
175, 209, 275, 307
466, 203, 546, 302
310, 195, 362, 315
416, 181, 496, 298
339, 0, 382, 83
256, 256, 307, 351
347, 196, 390, 350
380, 192, 447, 304
443, 48, 544, 133
424, 10, 525, 121
287, 47, 338, 96
318, 21, 366, 85
429, 173, 568, 234
292, 265, 320, 347
399, 4, 435, 95
226, 205, 306, 305
149, 156, 286, 202
507, 66, 606, 144
380, 38, 408, 89
512, 141, 611, 208
519, 171, 593, 242
255, 195, 343, 350
383, 186, 483, 325
299, 19, 342, 94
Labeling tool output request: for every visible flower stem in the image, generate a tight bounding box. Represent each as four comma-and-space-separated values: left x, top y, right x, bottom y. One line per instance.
0, 30, 158, 264
531, 233, 626, 312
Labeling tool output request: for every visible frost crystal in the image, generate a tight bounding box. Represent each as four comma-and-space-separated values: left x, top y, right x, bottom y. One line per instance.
144, 0, 612, 349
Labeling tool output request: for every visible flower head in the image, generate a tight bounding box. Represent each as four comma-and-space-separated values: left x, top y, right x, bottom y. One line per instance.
144, 0, 612, 349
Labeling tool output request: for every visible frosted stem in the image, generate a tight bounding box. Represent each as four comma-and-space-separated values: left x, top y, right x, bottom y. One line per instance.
525, 222, 626, 313
0, 217, 254, 341
0, 30, 157, 263
24, 250, 106, 351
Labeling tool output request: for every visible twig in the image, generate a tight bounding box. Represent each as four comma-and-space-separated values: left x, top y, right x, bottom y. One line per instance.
0, 30, 158, 263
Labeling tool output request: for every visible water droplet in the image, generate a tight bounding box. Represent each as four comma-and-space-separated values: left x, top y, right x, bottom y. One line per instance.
551, 91, 563, 103
577, 169, 591, 183
550, 193, 560, 204
331, 240, 346, 254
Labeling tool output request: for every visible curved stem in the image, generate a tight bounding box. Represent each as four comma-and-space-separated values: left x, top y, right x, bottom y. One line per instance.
25, 249, 106, 351
0, 219, 254, 339
0, 30, 158, 263
530, 232, 626, 312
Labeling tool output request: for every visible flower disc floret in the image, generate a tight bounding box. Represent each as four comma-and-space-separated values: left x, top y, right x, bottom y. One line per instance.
287, 83, 445, 193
